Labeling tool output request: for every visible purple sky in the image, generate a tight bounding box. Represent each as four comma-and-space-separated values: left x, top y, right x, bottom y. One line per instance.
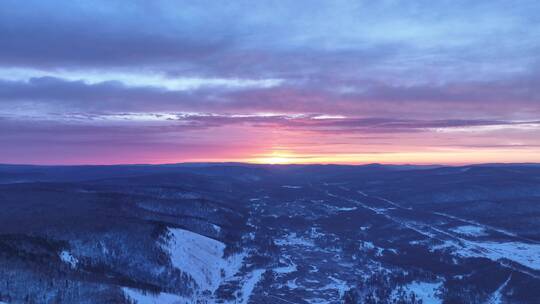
1, 0, 539, 164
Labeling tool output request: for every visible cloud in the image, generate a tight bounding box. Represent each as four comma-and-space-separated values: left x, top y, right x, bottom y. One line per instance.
2, 112, 539, 165
1, 72, 538, 120
1, 0, 538, 80
1, 0, 539, 164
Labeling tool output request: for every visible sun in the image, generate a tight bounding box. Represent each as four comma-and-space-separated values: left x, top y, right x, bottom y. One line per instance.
263, 156, 292, 164
250, 151, 296, 164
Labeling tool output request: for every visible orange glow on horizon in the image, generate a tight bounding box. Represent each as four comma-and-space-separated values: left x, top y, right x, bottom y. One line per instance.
250, 150, 296, 164
241, 148, 540, 166
12, 148, 540, 166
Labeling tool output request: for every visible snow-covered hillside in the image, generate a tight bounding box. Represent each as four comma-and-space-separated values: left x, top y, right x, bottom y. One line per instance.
163, 228, 245, 297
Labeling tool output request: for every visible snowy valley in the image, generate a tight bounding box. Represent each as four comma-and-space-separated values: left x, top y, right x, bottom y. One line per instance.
0, 164, 539, 303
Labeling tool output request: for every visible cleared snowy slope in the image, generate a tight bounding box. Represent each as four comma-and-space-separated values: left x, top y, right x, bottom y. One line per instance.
163, 228, 245, 294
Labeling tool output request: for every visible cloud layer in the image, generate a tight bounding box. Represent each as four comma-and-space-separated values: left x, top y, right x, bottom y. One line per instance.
1, 0, 539, 164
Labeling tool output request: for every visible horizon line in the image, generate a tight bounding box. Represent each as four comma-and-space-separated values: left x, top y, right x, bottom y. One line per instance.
1, 161, 539, 167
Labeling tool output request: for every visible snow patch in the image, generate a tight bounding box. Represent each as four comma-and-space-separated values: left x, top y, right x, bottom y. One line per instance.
392, 281, 443, 304
309, 227, 325, 238
433, 239, 540, 270
361, 241, 375, 249
321, 276, 351, 298
59, 250, 78, 268
450, 225, 487, 237
275, 233, 315, 247
122, 288, 191, 304
211, 223, 222, 234
273, 257, 297, 274
232, 269, 265, 304
287, 278, 299, 289
462, 241, 540, 270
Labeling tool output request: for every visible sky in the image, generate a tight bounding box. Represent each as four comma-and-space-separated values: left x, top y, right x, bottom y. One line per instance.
1, 0, 539, 165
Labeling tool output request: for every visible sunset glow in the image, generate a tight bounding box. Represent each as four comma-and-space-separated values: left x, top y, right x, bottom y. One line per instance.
1, 1, 539, 165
